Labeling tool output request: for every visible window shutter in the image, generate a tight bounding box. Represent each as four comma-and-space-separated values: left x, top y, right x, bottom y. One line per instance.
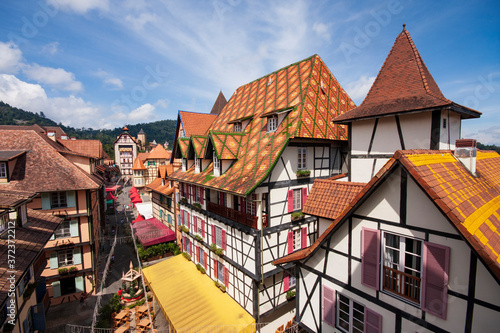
361, 227, 380, 290
213, 259, 218, 279
222, 230, 227, 251
70, 220, 79, 237
75, 276, 84, 292
322, 285, 335, 326
194, 216, 198, 232
422, 242, 450, 319
187, 213, 190, 229
224, 267, 229, 288
302, 188, 308, 209
23, 318, 29, 333
219, 192, 224, 205
50, 252, 58, 269
73, 247, 82, 265
212, 225, 216, 244
365, 308, 382, 333
52, 281, 61, 298
201, 220, 205, 237
283, 272, 289, 292
32, 303, 46, 331
181, 210, 184, 225
41, 192, 51, 210
301, 227, 307, 248
287, 190, 293, 213
199, 187, 204, 204
183, 236, 186, 252
287, 231, 293, 254
204, 252, 208, 270
67, 191, 76, 208
239, 197, 245, 213
195, 246, 199, 262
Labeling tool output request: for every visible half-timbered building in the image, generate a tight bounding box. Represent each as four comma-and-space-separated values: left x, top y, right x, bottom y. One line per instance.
167, 55, 355, 330
146, 164, 176, 232
114, 126, 138, 178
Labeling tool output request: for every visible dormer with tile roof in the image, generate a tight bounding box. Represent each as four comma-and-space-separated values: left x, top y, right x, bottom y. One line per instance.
333, 26, 481, 183
132, 156, 147, 189
169, 54, 355, 326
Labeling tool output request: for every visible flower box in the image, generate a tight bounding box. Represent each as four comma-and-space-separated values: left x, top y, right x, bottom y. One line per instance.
296, 170, 311, 178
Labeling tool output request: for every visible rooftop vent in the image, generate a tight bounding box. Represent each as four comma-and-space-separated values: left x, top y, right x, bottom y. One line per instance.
455, 139, 477, 175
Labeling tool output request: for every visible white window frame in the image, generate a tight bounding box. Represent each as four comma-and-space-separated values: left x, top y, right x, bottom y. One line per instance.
0, 162, 6, 178
336, 293, 365, 333
54, 221, 71, 238
182, 158, 187, 172
195, 155, 200, 173
51, 192, 67, 209
298, 147, 307, 170
199, 247, 204, 266
57, 249, 74, 267
213, 152, 220, 176
214, 225, 223, 248
267, 115, 278, 132
0, 213, 8, 233
381, 231, 423, 304
217, 261, 225, 284
288, 275, 296, 288
234, 122, 242, 132
292, 189, 302, 211
292, 229, 301, 251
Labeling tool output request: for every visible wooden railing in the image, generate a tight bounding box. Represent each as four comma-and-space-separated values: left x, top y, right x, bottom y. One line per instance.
383, 265, 421, 304
207, 201, 268, 229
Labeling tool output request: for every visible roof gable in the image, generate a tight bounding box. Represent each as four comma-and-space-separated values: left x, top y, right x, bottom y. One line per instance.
58, 139, 105, 159
132, 156, 147, 170
210, 91, 228, 115
147, 144, 170, 160
179, 111, 217, 137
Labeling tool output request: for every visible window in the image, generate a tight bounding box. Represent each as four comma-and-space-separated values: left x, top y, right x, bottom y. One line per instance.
51, 192, 67, 208
337, 294, 364, 333
197, 218, 204, 235
147, 161, 155, 166
184, 237, 191, 255
234, 122, 242, 132
298, 147, 307, 170
195, 155, 200, 172
443, 118, 447, 129
215, 225, 223, 247
213, 152, 220, 175
288, 275, 296, 288
293, 189, 301, 211
59, 277, 76, 296
0, 213, 8, 233
58, 249, 74, 267
18, 267, 32, 296
54, 221, 71, 238
267, 115, 278, 132
217, 261, 225, 284
246, 194, 257, 216
292, 229, 302, 251
0, 162, 6, 178
22, 306, 33, 333
382, 232, 422, 304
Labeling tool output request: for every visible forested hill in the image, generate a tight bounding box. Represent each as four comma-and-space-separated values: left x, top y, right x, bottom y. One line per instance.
0, 101, 177, 159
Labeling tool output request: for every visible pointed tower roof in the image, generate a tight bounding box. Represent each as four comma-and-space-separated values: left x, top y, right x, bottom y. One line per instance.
210, 91, 228, 115
334, 26, 480, 123
132, 156, 147, 170
138, 128, 145, 134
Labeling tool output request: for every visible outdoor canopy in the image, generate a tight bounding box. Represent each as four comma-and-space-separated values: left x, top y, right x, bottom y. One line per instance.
105, 185, 122, 192
132, 217, 175, 246
142, 255, 255, 332
129, 187, 138, 193
132, 214, 145, 224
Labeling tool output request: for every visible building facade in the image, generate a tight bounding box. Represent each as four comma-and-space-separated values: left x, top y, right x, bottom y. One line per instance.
114, 126, 138, 178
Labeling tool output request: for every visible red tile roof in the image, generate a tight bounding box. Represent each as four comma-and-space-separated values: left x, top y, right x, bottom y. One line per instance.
147, 144, 171, 160
303, 179, 365, 220
274, 149, 500, 282
0, 130, 101, 192
137, 152, 149, 162
210, 91, 228, 115
333, 27, 480, 123
179, 111, 218, 136
132, 156, 147, 170
58, 139, 106, 159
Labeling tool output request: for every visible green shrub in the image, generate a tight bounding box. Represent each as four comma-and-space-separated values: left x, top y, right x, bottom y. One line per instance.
180, 226, 189, 233
194, 235, 203, 242
215, 248, 224, 256
58, 268, 68, 275
296, 169, 311, 177
210, 243, 217, 252
286, 290, 296, 298
182, 252, 191, 261
291, 211, 304, 220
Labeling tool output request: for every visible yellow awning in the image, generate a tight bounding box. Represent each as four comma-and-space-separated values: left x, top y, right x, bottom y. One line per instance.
143, 255, 255, 333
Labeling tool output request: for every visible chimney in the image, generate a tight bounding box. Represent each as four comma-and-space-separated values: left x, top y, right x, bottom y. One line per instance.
455, 139, 477, 175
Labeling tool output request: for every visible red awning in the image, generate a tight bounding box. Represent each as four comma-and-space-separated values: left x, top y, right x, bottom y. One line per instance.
132, 214, 145, 224
132, 218, 175, 246
129, 187, 138, 193
106, 185, 122, 192
106, 192, 117, 201
131, 197, 142, 204
130, 192, 140, 198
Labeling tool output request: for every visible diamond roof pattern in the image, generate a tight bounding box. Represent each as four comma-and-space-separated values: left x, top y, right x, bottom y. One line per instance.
170, 55, 355, 195
192, 136, 208, 158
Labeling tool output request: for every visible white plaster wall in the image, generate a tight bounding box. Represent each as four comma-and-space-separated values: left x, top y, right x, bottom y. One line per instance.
325, 251, 349, 284
269, 187, 288, 226
306, 247, 326, 274
425, 294, 467, 333
439, 110, 461, 150
475, 260, 500, 307
406, 177, 458, 234
401, 318, 434, 333
351, 120, 375, 154
355, 168, 401, 223
399, 112, 432, 150
298, 268, 321, 332
471, 303, 500, 332
350, 158, 377, 183
318, 217, 332, 235
329, 221, 349, 254
370, 117, 402, 154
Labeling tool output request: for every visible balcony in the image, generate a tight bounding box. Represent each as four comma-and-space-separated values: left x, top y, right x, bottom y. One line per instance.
207, 201, 268, 229
382, 265, 421, 304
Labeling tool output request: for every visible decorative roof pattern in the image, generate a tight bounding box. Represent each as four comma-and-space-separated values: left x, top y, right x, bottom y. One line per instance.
192, 136, 208, 158
333, 27, 480, 123
303, 179, 365, 220
171, 55, 354, 195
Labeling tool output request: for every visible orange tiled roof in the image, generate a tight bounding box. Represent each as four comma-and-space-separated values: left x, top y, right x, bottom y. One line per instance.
137, 152, 149, 162
179, 111, 217, 136
147, 144, 171, 160
132, 156, 147, 170
303, 179, 365, 220
274, 149, 500, 282
171, 55, 355, 195
210, 91, 228, 115
59, 139, 105, 159
333, 27, 480, 123
192, 136, 208, 158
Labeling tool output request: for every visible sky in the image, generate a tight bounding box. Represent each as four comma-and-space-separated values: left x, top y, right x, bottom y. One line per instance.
0, 0, 499, 144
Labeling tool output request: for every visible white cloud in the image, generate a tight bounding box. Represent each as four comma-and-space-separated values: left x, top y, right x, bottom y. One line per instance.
0, 42, 23, 74
23, 64, 83, 92
463, 125, 500, 145
46, 0, 109, 14
345, 75, 375, 102
129, 103, 156, 122
125, 13, 157, 31
154, 98, 170, 109
41, 42, 60, 55
95, 69, 123, 90
313, 22, 331, 42
0, 74, 47, 104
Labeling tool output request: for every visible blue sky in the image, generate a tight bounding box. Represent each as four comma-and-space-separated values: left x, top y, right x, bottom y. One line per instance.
0, 0, 499, 144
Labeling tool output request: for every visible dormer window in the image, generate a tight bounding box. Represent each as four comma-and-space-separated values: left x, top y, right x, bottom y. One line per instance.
195, 155, 200, 173
267, 115, 278, 132
234, 122, 242, 132
182, 158, 187, 172
180, 129, 186, 138
213, 152, 221, 176
0, 163, 6, 178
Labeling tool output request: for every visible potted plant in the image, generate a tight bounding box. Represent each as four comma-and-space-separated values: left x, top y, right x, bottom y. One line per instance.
286, 290, 296, 300
291, 211, 305, 221
58, 268, 69, 275
193, 202, 202, 209
210, 243, 217, 252
180, 197, 188, 203
182, 252, 191, 261
194, 235, 203, 242
180, 226, 189, 234
296, 169, 311, 178
69, 266, 78, 273
215, 248, 224, 257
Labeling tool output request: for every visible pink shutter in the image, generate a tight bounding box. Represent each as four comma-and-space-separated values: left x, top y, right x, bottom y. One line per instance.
195, 246, 199, 262
361, 227, 380, 290
240, 197, 245, 212
204, 252, 208, 270
365, 308, 382, 333
182, 236, 186, 252
211, 225, 216, 244
201, 220, 205, 237
219, 192, 224, 205
422, 242, 450, 319
213, 259, 218, 279
287, 231, 293, 254
194, 216, 197, 233
302, 187, 307, 208
181, 210, 184, 225
222, 230, 227, 251
287, 189, 293, 213
187, 213, 190, 229
301, 227, 307, 248
224, 267, 229, 287
322, 285, 335, 326
283, 273, 289, 292
199, 187, 204, 204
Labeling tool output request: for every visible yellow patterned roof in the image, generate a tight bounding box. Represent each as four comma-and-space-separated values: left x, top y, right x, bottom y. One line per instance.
178, 138, 190, 158
192, 135, 208, 158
